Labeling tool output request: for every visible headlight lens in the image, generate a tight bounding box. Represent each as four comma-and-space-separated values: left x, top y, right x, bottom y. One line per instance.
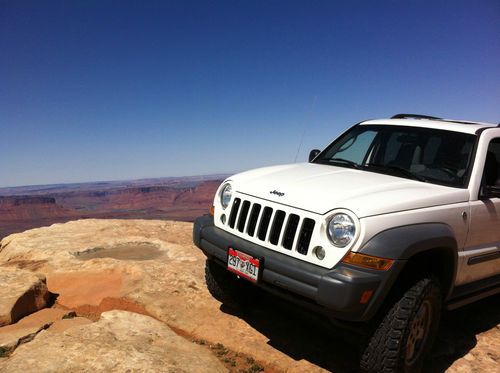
327, 213, 356, 247
220, 184, 232, 209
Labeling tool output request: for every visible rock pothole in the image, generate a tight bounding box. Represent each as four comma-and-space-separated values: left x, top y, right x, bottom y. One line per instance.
73, 242, 164, 261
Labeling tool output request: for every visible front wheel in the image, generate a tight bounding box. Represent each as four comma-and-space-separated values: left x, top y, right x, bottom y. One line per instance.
360, 277, 442, 373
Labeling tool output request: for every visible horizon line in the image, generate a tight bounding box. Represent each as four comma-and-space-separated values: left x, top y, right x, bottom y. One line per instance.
0, 172, 232, 191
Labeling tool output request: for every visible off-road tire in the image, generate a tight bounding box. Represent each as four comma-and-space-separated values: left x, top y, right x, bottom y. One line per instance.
360, 277, 442, 373
205, 259, 258, 307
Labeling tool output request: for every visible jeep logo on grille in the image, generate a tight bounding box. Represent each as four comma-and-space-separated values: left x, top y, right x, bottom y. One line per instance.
270, 190, 285, 197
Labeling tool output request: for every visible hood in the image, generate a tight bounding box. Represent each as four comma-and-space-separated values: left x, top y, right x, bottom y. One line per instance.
229, 163, 469, 217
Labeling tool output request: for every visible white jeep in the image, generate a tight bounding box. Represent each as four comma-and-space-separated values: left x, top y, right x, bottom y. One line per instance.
193, 114, 500, 372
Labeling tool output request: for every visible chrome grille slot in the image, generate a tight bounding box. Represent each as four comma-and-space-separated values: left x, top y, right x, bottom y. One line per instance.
257, 207, 273, 240
228, 198, 241, 228
269, 210, 286, 245
246, 204, 261, 237
282, 214, 300, 250
237, 200, 251, 232
297, 218, 315, 255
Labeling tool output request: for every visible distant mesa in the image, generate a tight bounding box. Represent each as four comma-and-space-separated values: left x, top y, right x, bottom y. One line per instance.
0, 174, 227, 240
0, 196, 57, 206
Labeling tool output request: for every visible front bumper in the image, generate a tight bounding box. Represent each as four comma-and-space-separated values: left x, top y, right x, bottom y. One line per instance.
193, 215, 405, 322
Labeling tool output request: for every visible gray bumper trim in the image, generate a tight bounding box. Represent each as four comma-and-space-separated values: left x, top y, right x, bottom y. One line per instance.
194, 215, 405, 322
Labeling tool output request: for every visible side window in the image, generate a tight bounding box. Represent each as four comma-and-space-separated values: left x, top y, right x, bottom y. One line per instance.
483, 138, 500, 187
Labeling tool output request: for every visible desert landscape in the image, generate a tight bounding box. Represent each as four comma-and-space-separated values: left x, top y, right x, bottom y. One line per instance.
0, 219, 498, 372
0, 175, 226, 240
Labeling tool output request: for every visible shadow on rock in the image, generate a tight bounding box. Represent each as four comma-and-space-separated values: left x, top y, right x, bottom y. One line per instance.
221, 290, 499, 373
220, 290, 361, 373
426, 294, 499, 372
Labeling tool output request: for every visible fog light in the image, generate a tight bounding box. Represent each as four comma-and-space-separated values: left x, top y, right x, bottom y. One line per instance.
221, 214, 226, 224
313, 246, 325, 260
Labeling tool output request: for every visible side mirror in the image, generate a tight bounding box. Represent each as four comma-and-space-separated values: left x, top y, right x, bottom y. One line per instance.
309, 149, 321, 162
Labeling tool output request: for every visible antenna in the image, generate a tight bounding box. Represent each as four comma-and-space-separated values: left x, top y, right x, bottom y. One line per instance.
294, 96, 317, 162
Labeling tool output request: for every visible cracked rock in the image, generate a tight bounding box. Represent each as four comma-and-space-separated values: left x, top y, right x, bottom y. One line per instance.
0, 267, 51, 327
0, 310, 227, 372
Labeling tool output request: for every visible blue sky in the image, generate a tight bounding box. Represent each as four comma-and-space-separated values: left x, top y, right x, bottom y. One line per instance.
1, 0, 499, 187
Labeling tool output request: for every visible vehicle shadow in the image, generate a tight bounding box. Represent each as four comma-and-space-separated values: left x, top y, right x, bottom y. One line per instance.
221, 291, 363, 373
427, 294, 500, 372
221, 291, 499, 373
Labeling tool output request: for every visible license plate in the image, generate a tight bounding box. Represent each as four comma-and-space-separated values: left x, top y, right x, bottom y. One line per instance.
227, 248, 261, 283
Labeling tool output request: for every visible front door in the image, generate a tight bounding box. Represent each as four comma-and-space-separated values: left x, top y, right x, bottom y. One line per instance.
460, 137, 500, 285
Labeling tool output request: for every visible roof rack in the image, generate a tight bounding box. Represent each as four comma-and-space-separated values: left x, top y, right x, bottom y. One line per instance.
440, 119, 482, 125
391, 114, 442, 120
391, 113, 491, 126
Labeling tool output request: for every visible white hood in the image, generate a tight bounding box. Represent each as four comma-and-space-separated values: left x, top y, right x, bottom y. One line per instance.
229, 163, 469, 218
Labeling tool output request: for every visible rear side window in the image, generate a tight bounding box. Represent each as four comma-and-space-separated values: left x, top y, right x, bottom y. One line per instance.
488, 139, 500, 161
483, 138, 500, 187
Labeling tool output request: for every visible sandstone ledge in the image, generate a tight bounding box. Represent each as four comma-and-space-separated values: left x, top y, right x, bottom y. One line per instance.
0, 267, 51, 327
0, 219, 498, 373
0, 310, 227, 372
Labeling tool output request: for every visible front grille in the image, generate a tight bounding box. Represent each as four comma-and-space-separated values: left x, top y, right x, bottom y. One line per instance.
257, 207, 273, 241
225, 198, 316, 256
269, 210, 286, 245
237, 200, 251, 232
282, 214, 300, 250
246, 204, 261, 237
297, 218, 315, 255
228, 198, 241, 228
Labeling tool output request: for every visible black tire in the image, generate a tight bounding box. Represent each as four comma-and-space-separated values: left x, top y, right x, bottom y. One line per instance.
360, 277, 442, 373
204, 259, 258, 307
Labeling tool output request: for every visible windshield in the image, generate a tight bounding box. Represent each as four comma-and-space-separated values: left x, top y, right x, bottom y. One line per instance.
314, 125, 477, 188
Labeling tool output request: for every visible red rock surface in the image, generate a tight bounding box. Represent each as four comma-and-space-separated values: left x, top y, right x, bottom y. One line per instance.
2, 219, 497, 372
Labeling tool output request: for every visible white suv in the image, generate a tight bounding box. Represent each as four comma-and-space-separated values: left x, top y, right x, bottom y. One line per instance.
193, 114, 500, 372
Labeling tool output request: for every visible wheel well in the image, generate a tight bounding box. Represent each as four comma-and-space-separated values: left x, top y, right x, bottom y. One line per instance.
396, 248, 455, 300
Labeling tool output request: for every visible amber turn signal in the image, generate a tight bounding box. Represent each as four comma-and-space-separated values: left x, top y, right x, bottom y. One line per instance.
342, 252, 394, 271
209, 206, 215, 216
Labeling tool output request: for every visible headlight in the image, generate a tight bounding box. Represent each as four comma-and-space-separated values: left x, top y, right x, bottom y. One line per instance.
220, 183, 232, 209
327, 213, 356, 247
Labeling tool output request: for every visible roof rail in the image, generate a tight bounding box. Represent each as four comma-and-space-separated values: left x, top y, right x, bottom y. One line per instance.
391, 113, 442, 120
441, 119, 483, 125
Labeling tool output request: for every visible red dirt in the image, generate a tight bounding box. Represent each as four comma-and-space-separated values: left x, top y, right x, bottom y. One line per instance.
47, 271, 124, 309
57, 297, 154, 322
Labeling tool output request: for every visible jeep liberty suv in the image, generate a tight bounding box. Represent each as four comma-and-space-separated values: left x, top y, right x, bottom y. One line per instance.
193, 114, 500, 372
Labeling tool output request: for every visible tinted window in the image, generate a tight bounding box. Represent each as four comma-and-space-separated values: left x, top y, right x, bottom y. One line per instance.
315, 125, 477, 188
334, 130, 377, 164
483, 138, 500, 187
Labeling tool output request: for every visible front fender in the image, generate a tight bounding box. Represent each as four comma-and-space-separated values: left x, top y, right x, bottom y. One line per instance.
359, 223, 458, 301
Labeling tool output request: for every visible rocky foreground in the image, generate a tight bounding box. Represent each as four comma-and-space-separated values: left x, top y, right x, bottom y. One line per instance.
0, 219, 498, 372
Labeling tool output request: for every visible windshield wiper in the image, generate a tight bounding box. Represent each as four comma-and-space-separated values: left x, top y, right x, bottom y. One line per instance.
328, 158, 361, 169
364, 163, 428, 182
